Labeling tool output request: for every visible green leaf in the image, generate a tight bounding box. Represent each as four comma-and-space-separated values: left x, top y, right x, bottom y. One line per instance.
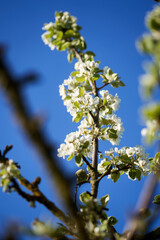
59, 42, 70, 51
87, 112, 94, 124
143, 104, 160, 121
79, 87, 85, 97
52, 39, 62, 46
100, 194, 109, 207
64, 96, 71, 100
67, 53, 74, 63
83, 141, 89, 149
80, 192, 91, 203
86, 51, 96, 57
118, 155, 131, 164
118, 80, 125, 87
74, 101, 80, 108
111, 172, 120, 183
75, 155, 83, 167
55, 11, 59, 17
71, 71, 79, 77
76, 76, 86, 82
108, 129, 118, 139
64, 30, 74, 38
128, 168, 137, 180
57, 31, 63, 40
153, 195, 160, 205
67, 153, 74, 161
73, 112, 83, 123
93, 74, 100, 81
110, 82, 119, 88
103, 98, 107, 106
102, 161, 111, 168
155, 152, 160, 163
107, 216, 118, 226
75, 169, 88, 183
135, 169, 141, 181
101, 118, 112, 126
108, 68, 113, 75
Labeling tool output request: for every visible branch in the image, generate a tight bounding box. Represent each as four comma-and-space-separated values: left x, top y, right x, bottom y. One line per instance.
72, 47, 100, 199
76, 180, 90, 187
11, 176, 68, 224
96, 165, 113, 183
82, 155, 93, 170
0, 47, 89, 240
123, 174, 158, 240
97, 82, 109, 91
96, 164, 131, 184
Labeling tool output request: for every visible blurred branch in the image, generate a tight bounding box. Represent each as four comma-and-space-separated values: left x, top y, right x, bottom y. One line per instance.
0, 46, 88, 239
123, 174, 158, 240
10, 175, 68, 224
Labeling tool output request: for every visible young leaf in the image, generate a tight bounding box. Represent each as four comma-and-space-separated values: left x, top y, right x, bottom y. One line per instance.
71, 71, 79, 77
67, 153, 74, 161
64, 29, 74, 38
153, 195, 160, 205
83, 141, 89, 149
128, 168, 137, 180
79, 87, 85, 97
107, 216, 118, 226
100, 194, 110, 207
75, 155, 83, 167
76, 76, 86, 82
75, 169, 88, 183
80, 192, 91, 203
111, 172, 120, 183
59, 42, 70, 51
118, 80, 125, 87
57, 31, 63, 40
67, 52, 74, 63
73, 112, 83, 123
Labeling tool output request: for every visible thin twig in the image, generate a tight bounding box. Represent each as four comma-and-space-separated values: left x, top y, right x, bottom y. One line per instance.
11, 176, 68, 224
97, 82, 109, 91
82, 155, 93, 170
76, 180, 90, 187
96, 165, 113, 183
96, 165, 131, 184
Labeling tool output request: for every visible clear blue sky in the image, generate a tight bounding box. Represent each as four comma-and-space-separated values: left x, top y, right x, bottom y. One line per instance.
0, 0, 159, 239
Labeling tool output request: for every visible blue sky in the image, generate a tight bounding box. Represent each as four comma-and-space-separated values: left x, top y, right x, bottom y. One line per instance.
0, 0, 159, 238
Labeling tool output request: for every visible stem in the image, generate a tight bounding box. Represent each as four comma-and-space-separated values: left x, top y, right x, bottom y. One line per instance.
90, 137, 99, 198
71, 47, 100, 199
90, 81, 99, 199
97, 82, 109, 91
82, 155, 93, 170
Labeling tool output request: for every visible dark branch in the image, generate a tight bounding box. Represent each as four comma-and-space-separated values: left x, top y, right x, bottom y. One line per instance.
82, 155, 93, 170
10, 176, 68, 224
0, 47, 89, 240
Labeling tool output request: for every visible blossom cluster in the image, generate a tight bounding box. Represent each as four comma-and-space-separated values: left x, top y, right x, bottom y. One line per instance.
0, 159, 20, 192
57, 129, 93, 161
58, 59, 124, 161
141, 119, 160, 143
42, 11, 86, 55
41, 11, 151, 185
138, 6, 160, 145
98, 145, 151, 180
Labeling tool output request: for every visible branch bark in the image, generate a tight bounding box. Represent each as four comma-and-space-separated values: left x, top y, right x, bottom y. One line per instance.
0, 47, 89, 240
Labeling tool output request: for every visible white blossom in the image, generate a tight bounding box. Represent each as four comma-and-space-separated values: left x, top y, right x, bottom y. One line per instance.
103, 66, 119, 83
42, 22, 54, 30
